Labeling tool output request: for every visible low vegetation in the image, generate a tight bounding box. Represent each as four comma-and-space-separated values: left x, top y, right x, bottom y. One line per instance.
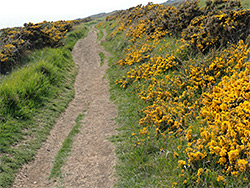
98, 0, 250, 187
0, 23, 89, 188
0, 18, 90, 74
1, 0, 250, 187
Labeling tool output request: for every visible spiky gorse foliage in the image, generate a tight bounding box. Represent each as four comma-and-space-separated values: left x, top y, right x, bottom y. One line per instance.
0, 19, 89, 74
104, 0, 250, 186
182, 9, 250, 52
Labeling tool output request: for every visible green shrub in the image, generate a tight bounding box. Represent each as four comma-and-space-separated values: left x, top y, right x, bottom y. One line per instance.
182, 9, 250, 52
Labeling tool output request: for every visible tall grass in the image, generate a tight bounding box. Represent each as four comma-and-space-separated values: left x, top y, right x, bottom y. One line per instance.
64, 24, 89, 51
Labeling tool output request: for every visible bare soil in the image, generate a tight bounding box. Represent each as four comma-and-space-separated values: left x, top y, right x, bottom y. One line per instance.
13, 27, 117, 188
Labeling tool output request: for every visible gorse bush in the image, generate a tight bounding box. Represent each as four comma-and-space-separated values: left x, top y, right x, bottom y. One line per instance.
162, 0, 202, 36
109, 1, 202, 42
103, 0, 250, 186
204, 0, 241, 12
0, 18, 90, 74
107, 0, 248, 52
182, 9, 250, 52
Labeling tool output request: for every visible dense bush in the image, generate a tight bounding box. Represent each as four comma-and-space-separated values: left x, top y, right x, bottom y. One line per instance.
108, 0, 248, 52
103, 0, 250, 186
182, 9, 250, 52
0, 18, 90, 74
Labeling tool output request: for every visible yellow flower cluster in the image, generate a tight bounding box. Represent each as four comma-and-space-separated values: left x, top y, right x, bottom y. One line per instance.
105, 0, 250, 186
116, 54, 178, 88
179, 41, 250, 184
117, 43, 152, 66
0, 19, 87, 73
187, 67, 250, 175
182, 9, 250, 52
108, 1, 202, 43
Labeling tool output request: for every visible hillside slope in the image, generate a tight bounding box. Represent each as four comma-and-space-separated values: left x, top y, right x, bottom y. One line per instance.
98, 0, 250, 187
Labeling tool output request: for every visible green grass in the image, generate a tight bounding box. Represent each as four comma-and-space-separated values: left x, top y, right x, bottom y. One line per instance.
241, 0, 250, 8
0, 23, 89, 188
105, 44, 185, 188
100, 22, 182, 187
99, 51, 105, 66
64, 24, 89, 51
49, 107, 88, 181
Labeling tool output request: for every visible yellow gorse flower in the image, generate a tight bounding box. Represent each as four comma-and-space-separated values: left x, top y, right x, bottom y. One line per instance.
105, 0, 250, 186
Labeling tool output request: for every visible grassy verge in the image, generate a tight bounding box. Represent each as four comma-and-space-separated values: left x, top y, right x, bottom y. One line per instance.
0, 24, 89, 188
64, 24, 89, 51
103, 28, 181, 188
49, 107, 88, 181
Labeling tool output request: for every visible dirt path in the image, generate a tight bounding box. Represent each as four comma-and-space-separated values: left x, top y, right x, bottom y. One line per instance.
13, 27, 117, 188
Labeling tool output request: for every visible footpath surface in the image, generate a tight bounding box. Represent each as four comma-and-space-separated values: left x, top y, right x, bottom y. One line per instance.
13, 27, 117, 188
